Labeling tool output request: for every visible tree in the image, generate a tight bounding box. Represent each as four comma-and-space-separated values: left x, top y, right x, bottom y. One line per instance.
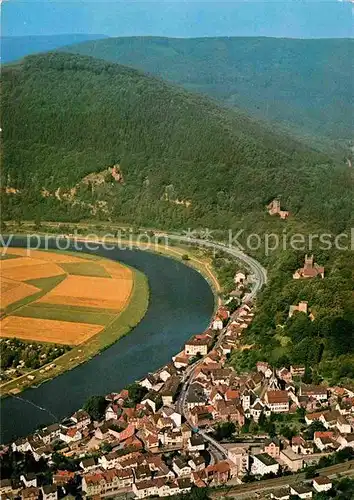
182, 254, 190, 261
83, 395, 107, 421
214, 422, 236, 441
127, 382, 148, 405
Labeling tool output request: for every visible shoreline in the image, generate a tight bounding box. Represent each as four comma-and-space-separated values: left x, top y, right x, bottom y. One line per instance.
0, 246, 150, 397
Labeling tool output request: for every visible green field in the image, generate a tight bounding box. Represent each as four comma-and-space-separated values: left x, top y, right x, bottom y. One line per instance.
3, 274, 66, 315
0, 252, 21, 260
13, 303, 116, 325
59, 261, 111, 277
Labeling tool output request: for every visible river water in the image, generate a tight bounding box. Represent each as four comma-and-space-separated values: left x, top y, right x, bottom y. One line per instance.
0, 239, 214, 443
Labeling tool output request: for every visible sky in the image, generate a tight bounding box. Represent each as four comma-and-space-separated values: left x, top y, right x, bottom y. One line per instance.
2, 0, 353, 38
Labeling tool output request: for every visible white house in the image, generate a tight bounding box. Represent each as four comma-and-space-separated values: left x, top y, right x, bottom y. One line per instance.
41, 485, 57, 500
290, 484, 313, 499
313, 476, 332, 493
20, 474, 37, 488
251, 453, 279, 476
212, 317, 223, 331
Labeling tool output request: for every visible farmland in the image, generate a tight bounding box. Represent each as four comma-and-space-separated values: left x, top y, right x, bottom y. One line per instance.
0, 247, 149, 394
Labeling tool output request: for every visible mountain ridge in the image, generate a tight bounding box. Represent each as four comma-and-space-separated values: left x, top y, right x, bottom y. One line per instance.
58, 35, 354, 150
2, 51, 353, 233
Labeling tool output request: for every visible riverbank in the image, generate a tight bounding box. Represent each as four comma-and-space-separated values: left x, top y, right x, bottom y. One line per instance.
0, 246, 149, 397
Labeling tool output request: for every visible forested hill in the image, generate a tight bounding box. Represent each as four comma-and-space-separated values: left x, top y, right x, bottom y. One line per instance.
58, 36, 354, 146
2, 52, 353, 232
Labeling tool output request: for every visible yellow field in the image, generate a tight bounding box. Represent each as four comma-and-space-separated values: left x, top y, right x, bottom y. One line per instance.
0, 277, 40, 309
3, 247, 88, 263
1, 262, 65, 281
0, 247, 134, 345
0, 316, 103, 345
38, 274, 132, 310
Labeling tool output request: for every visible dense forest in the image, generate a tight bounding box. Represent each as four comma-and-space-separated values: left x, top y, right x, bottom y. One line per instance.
2, 52, 353, 233
59, 36, 354, 147
230, 248, 354, 385
2, 52, 354, 383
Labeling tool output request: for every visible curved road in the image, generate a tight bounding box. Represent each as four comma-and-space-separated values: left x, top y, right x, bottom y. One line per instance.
168, 235, 267, 461
163, 234, 267, 300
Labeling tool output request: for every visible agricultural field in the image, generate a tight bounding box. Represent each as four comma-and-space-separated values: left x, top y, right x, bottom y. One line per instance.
0, 247, 146, 391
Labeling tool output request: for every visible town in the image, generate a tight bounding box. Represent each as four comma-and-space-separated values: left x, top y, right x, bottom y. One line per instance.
1, 261, 354, 500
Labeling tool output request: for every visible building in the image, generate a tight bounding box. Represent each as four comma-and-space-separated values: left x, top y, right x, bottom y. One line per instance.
41, 485, 57, 500
289, 484, 313, 499
265, 391, 289, 413
280, 448, 304, 472
290, 365, 306, 377
313, 476, 332, 493
263, 438, 280, 458
288, 301, 313, 319
227, 446, 249, 475
293, 255, 324, 279
267, 199, 289, 219
251, 453, 279, 476
185, 336, 210, 356
300, 384, 328, 401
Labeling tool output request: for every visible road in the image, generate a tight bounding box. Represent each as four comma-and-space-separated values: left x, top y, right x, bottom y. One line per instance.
162, 234, 267, 301
172, 235, 268, 462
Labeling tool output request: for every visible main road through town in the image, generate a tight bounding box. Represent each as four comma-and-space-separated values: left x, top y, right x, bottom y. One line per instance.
169, 234, 268, 462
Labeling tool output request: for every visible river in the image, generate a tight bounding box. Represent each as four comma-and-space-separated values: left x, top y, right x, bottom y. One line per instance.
0, 238, 214, 443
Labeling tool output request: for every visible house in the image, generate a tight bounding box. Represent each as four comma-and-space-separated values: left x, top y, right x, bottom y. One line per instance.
251, 453, 279, 476
270, 488, 290, 500
290, 365, 306, 377
38, 423, 61, 444
212, 317, 224, 331
289, 484, 313, 499
336, 415, 352, 434
142, 391, 161, 413
132, 479, 159, 499
263, 438, 280, 458
188, 434, 205, 452
250, 401, 264, 421
257, 361, 270, 374
41, 485, 57, 500
337, 433, 354, 449
188, 455, 205, 471
293, 255, 324, 279
289, 301, 313, 319
277, 367, 292, 384
314, 431, 337, 451
159, 364, 177, 382
203, 462, 231, 485
234, 272, 246, 285
267, 198, 289, 219
52, 471, 75, 486
300, 384, 328, 401
140, 374, 157, 390
79, 457, 96, 473
185, 336, 210, 356
59, 427, 82, 444
313, 476, 332, 493
280, 448, 304, 472
161, 406, 182, 428
21, 487, 40, 500
0, 479, 13, 495
172, 352, 189, 369
70, 409, 90, 429
160, 376, 180, 406
186, 384, 206, 410
227, 446, 249, 475
265, 391, 289, 413
20, 474, 37, 488
172, 457, 191, 477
